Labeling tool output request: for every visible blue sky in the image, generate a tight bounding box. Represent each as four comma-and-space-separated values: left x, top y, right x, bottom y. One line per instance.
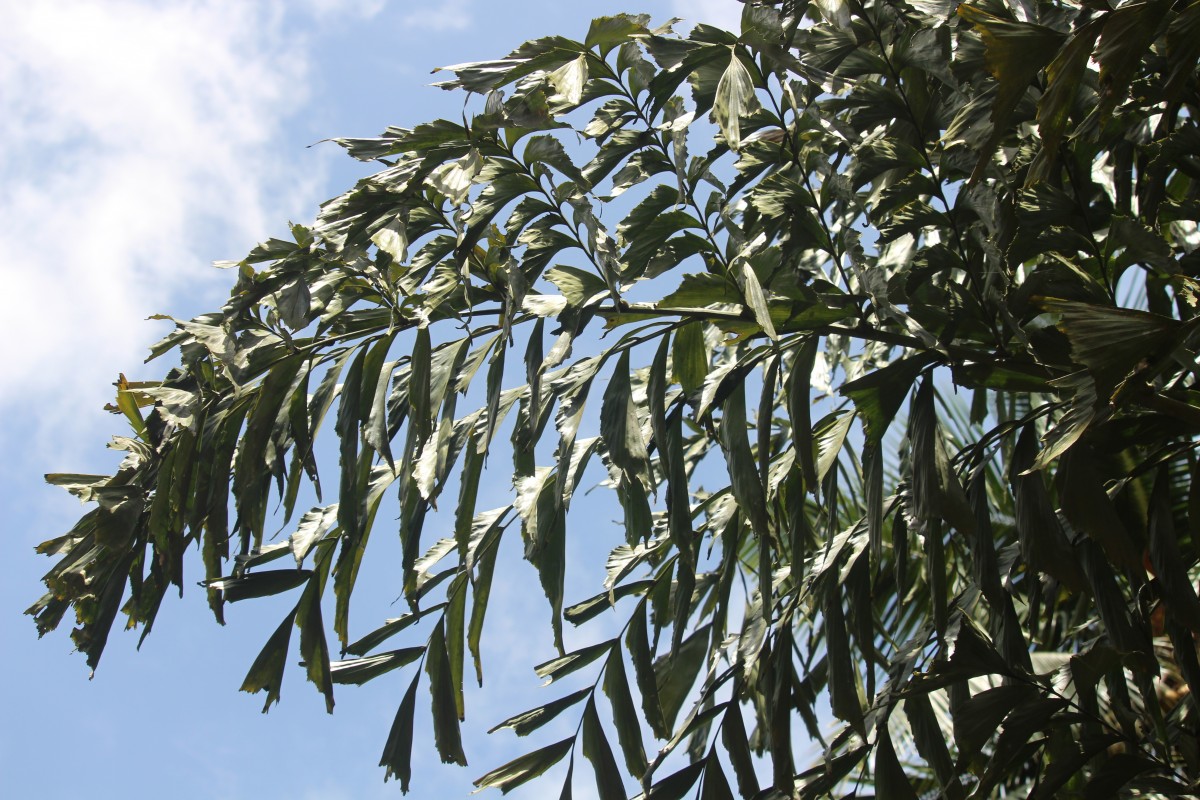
0, 2, 745, 798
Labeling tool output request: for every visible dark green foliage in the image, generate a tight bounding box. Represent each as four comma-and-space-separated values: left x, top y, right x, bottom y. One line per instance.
29, 1, 1200, 796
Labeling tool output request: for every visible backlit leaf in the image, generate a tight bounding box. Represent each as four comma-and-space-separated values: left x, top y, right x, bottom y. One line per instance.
581, 698, 626, 800
239, 610, 297, 712
474, 737, 575, 794
379, 672, 420, 791
426, 619, 468, 765
489, 687, 591, 736
330, 647, 424, 685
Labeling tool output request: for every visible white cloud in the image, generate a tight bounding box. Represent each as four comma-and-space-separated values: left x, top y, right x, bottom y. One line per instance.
0, 0, 357, 454
671, 0, 744, 32
398, 0, 473, 32
300, 0, 388, 18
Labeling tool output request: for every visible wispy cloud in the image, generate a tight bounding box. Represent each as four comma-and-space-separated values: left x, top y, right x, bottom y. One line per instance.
0, 0, 381, 455
301, 0, 388, 18
399, 0, 473, 32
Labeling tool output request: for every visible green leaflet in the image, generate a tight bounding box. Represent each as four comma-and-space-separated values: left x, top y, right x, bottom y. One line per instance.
489, 687, 591, 736
660, 272, 741, 308
904, 692, 956, 791
446, 573, 468, 719
712, 47, 761, 150
379, 672, 420, 791
625, 605, 668, 739
1148, 465, 1200, 635
700, 752, 735, 800
467, 507, 507, 686
545, 265, 607, 307
840, 353, 937, 445
720, 702, 759, 797
473, 737, 575, 794
581, 698, 626, 800
600, 351, 651, 489
602, 648, 647, 777
524, 135, 589, 189
516, 467, 569, 653
345, 602, 447, 657
535, 639, 616, 683
718, 380, 770, 542
296, 544, 335, 713
1044, 298, 1181, 400
370, 217, 408, 263
239, 610, 298, 712
823, 578, 863, 732
643, 761, 705, 800
671, 321, 710, 396
1056, 446, 1141, 572
426, 618, 468, 765
234, 353, 305, 546
954, 684, 1041, 755
957, 4, 1065, 179
873, 725, 919, 800
644, 37, 726, 115
736, 258, 777, 340
329, 647, 424, 685
428, 148, 483, 205
206, 569, 311, 602
663, 411, 697, 571
548, 54, 588, 106
289, 504, 339, 566
1035, 18, 1103, 170
653, 625, 710, 732
1093, 1, 1167, 121
585, 14, 650, 54
816, 412, 854, 489
564, 580, 655, 625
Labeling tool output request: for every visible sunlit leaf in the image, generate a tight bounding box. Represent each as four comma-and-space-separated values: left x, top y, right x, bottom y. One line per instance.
712, 48, 760, 150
